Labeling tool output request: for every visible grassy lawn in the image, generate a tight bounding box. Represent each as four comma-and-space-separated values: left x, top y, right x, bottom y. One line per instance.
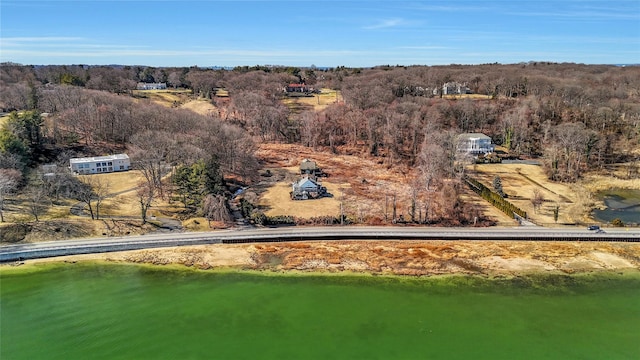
442, 93, 492, 100
132, 89, 193, 107
282, 88, 342, 113
179, 99, 217, 116
259, 178, 343, 218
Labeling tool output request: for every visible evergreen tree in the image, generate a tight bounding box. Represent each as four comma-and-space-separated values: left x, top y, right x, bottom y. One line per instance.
492, 175, 505, 198
0, 110, 44, 166
173, 161, 205, 210
204, 155, 226, 195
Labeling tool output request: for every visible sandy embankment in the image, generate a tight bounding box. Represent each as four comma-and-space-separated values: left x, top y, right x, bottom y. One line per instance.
14, 240, 640, 276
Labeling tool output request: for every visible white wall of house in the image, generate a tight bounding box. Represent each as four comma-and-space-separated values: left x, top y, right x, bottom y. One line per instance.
136, 83, 167, 90
292, 178, 320, 193
458, 134, 494, 154
70, 154, 130, 175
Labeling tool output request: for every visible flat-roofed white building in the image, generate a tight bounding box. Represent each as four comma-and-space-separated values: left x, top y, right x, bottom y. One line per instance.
70, 154, 130, 175
136, 82, 167, 90
457, 133, 494, 155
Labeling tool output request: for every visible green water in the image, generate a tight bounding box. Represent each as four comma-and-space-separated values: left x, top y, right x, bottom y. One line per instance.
2, 264, 639, 360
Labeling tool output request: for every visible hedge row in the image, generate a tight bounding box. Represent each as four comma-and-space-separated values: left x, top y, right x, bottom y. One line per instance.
465, 176, 527, 219
249, 211, 346, 226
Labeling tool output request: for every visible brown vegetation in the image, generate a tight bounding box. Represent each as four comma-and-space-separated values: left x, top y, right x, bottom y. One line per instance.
20, 241, 640, 277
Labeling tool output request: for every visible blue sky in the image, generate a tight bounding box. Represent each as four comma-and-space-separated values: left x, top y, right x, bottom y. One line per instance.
1, 0, 639, 67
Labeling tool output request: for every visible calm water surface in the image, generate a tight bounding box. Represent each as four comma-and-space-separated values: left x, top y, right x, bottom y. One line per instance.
593, 189, 640, 224
2, 263, 639, 359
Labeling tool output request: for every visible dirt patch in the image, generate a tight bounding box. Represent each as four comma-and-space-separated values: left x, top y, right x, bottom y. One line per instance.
590, 251, 635, 269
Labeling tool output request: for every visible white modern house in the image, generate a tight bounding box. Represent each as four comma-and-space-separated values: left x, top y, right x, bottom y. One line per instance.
457, 133, 495, 155
136, 82, 167, 90
70, 154, 130, 175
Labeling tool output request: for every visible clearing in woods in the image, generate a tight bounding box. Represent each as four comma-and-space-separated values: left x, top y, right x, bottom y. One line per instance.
282, 88, 342, 114
132, 89, 192, 107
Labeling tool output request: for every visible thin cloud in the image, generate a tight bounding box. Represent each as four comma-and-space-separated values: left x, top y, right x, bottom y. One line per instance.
1, 37, 85, 44
508, 10, 638, 20
407, 4, 493, 13
0, 47, 366, 59
363, 18, 407, 30
397, 46, 451, 50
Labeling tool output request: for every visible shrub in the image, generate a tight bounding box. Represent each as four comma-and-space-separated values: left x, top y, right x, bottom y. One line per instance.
264, 215, 296, 226
239, 198, 254, 218
249, 210, 266, 225
611, 218, 625, 227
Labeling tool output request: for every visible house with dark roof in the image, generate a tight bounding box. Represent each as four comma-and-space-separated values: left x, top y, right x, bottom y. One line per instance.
291, 176, 327, 200
285, 83, 312, 93
440, 82, 471, 95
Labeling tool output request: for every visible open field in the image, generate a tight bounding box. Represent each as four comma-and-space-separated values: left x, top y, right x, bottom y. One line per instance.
179, 99, 218, 116
442, 93, 492, 100
81, 170, 185, 219
0, 170, 187, 243
76, 170, 145, 217
132, 89, 192, 107
282, 88, 342, 113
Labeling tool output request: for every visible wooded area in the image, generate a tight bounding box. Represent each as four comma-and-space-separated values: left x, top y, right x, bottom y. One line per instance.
1, 62, 638, 228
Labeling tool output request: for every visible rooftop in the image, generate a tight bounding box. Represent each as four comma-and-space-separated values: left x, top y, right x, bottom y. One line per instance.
458, 133, 491, 140
69, 153, 129, 164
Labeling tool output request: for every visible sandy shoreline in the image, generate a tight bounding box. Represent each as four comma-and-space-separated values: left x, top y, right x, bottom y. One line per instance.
5, 240, 640, 277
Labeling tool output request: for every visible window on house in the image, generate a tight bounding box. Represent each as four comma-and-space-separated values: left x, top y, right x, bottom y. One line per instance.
108, 162, 113, 166
119, 166, 124, 170
108, 167, 113, 172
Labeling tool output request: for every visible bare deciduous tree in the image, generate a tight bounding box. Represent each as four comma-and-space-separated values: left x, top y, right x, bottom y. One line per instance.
26, 183, 49, 222
0, 168, 21, 222
92, 177, 111, 220
531, 189, 545, 213
202, 194, 232, 227
71, 177, 96, 220
137, 181, 156, 224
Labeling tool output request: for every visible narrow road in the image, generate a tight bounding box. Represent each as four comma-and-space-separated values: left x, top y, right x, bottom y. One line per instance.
1, 226, 639, 262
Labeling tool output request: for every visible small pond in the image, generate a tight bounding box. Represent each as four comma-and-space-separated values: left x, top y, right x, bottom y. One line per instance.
592, 188, 640, 225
